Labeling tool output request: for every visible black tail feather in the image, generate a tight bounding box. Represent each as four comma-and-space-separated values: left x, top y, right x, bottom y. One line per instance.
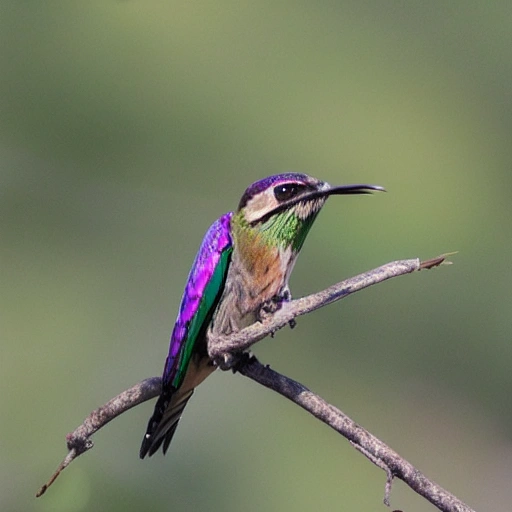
140, 387, 194, 458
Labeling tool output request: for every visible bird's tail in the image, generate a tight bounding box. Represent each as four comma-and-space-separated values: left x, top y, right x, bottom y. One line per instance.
139, 386, 194, 458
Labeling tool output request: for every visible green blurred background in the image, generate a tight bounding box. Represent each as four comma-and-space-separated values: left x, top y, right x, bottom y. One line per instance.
2, 2, 511, 511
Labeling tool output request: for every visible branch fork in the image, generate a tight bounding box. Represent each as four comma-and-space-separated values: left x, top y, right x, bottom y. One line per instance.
36, 254, 473, 512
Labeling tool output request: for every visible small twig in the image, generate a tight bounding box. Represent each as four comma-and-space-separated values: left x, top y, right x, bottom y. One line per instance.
37, 254, 468, 512
36, 377, 161, 497
419, 252, 457, 270
350, 441, 395, 506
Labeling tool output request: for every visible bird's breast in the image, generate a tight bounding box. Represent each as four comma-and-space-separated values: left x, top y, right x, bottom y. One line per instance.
208, 231, 297, 337
233, 236, 296, 310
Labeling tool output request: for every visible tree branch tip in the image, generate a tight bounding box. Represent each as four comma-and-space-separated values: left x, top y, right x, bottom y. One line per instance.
35, 485, 47, 498
36, 448, 77, 497
419, 251, 458, 270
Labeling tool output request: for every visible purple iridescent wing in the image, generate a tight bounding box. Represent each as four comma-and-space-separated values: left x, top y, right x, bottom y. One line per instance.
162, 212, 233, 390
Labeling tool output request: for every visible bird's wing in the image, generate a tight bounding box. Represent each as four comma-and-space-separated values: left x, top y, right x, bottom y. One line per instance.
163, 211, 233, 389
139, 212, 233, 458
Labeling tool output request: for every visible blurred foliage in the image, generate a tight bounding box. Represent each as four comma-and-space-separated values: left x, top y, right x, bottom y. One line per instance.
1, 2, 511, 511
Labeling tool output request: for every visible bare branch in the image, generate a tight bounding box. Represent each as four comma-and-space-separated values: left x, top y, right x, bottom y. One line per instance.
237, 355, 474, 512
37, 254, 471, 512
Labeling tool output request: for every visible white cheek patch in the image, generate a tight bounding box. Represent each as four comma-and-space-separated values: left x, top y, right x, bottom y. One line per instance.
243, 189, 279, 223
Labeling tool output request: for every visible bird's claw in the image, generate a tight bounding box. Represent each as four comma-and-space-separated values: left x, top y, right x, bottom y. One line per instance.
257, 289, 296, 333
257, 290, 291, 321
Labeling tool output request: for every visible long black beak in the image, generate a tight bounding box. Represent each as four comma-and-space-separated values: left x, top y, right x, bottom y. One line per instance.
295, 183, 385, 205
325, 184, 385, 196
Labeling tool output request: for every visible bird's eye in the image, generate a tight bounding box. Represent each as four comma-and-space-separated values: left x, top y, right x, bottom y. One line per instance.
273, 183, 304, 202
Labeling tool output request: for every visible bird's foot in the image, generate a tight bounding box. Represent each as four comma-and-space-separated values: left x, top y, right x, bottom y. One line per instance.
257, 290, 296, 334
258, 290, 291, 319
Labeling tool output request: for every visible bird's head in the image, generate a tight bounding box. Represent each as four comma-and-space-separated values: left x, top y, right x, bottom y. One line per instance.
237, 172, 384, 226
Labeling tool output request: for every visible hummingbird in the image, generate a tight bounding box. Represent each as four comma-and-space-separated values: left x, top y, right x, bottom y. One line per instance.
140, 172, 383, 458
